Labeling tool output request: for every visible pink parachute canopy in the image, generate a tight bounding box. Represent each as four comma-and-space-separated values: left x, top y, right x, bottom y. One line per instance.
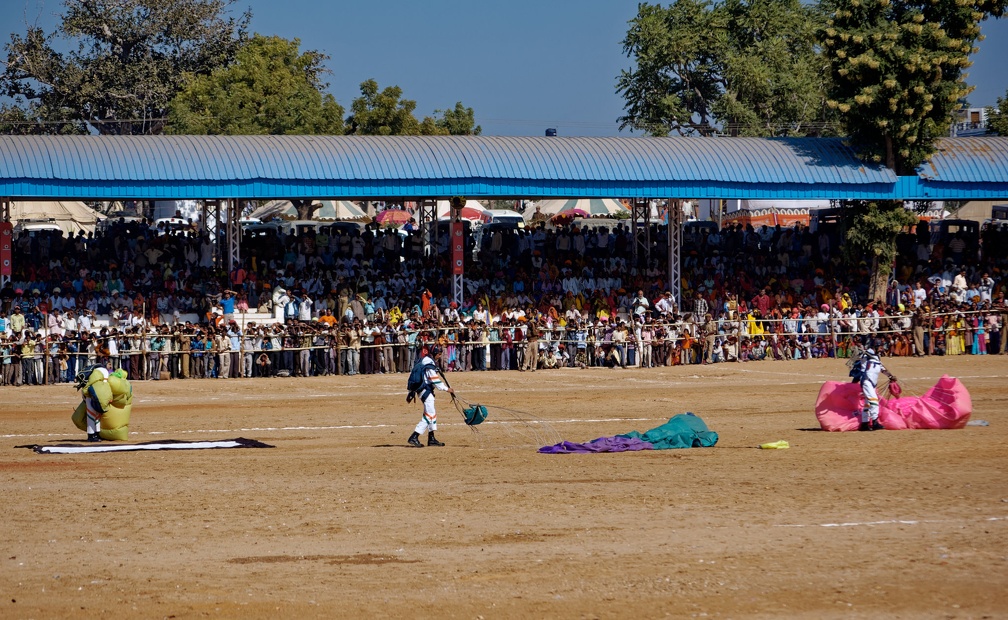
815, 375, 972, 432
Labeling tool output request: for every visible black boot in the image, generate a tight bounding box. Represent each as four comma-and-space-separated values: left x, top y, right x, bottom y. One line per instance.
871, 419, 885, 431
87, 433, 103, 443
408, 432, 423, 448
427, 432, 445, 447
858, 422, 873, 432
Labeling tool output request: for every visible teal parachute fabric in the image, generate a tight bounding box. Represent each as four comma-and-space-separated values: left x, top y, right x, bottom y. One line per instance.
539, 413, 718, 453
619, 413, 719, 450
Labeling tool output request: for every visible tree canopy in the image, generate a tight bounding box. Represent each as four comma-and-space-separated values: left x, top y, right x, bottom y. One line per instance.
617, 0, 833, 137
821, 0, 1005, 174
987, 89, 1008, 136
344, 79, 423, 136
821, 0, 1004, 299
429, 102, 482, 136
0, 0, 249, 135
344, 80, 480, 136
166, 35, 344, 135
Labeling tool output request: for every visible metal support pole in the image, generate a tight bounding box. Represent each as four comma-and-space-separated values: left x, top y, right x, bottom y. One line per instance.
204, 199, 222, 268
668, 199, 683, 311
450, 197, 466, 306
417, 198, 437, 259
0, 197, 10, 288
226, 199, 241, 274
631, 198, 651, 267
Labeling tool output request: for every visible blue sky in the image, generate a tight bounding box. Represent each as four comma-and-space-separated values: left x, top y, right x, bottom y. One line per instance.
2, 0, 1006, 136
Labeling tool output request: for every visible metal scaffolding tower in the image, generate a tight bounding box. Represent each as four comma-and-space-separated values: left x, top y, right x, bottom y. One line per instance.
631, 198, 651, 267
668, 199, 683, 311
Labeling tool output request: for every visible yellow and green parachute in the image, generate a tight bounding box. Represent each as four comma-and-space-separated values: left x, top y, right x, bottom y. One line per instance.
71, 366, 133, 441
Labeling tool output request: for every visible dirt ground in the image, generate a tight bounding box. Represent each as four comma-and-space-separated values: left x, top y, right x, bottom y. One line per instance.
1, 355, 1006, 619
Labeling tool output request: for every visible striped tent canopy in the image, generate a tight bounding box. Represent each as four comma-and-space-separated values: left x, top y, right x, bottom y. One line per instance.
526, 198, 628, 220
249, 199, 367, 221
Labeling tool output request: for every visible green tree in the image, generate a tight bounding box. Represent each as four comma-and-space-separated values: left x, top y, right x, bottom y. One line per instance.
166, 35, 344, 135
345, 80, 479, 137
987, 90, 1008, 136
821, 0, 1004, 300
820, 0, 1004, 173
617, 0, 833, 137
841, 200, 919, 300
431, 102, 482, 135
0, 0, 249, 135
345, 79, 422, 136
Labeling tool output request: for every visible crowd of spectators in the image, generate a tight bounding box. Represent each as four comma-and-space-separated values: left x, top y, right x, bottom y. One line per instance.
2, 212, 1007, 386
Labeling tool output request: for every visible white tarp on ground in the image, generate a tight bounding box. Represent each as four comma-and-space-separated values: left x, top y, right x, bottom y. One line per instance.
9, 200, 104, 235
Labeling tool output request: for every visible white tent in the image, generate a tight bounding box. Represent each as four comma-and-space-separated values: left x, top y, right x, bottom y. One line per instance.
248, 199, 368, 221
436, 199, 486, 219
9, 200, 104, 235
525, 198, 628, 221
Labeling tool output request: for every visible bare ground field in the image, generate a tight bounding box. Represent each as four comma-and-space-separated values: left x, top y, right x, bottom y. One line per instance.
1, 355, 1006, 619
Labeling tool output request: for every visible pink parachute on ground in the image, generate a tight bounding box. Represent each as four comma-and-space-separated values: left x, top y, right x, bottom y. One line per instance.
814, 375, 972, 431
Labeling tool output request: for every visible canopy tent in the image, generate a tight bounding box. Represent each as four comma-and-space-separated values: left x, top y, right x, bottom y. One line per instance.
436, 199, 486, 220
375, 208, 413, 225
525, 198, 628, 221
248, 199, 368, 221
8, 200, 104, 235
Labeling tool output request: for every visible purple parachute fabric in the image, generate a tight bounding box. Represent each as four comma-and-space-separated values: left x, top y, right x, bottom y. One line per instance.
538, 436, 654, 454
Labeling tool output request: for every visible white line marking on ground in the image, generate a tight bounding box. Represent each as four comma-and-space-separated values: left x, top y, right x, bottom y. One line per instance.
2, 417, 662, 441
735, 367, 833, 379
776, 516, 1008, 528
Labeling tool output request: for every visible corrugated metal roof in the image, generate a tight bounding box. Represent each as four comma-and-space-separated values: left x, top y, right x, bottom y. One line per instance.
917, 137, 1008, 183
1, 134, 1005, 200
0, 134, 895, 183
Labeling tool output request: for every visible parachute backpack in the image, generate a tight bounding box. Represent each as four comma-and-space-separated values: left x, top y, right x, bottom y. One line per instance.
406, 359, 437, 403
849, 356, 866, 383
463, 404, 489, 426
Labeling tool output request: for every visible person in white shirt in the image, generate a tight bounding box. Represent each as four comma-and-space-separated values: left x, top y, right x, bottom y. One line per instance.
632, 289, 650, 319
952, 270, 968, 292
407, 345, 454, 447
298, 294, 313, 322
78, 310, 93, 334
856, 347, 897, 431
979, 273, 994, 302
654, 291, 676, 316
912, 282, 927, 308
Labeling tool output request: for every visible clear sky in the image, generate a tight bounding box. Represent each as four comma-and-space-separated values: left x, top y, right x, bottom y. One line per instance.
2, 0, 1006, 136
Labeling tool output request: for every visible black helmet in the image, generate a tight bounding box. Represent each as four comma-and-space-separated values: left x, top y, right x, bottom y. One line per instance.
428, 344, 442, 357
73, 364, 102, 390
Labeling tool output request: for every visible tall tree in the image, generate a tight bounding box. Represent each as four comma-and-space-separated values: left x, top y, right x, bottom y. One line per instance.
840, 199, 919, 300
820, 0, 1004, 173
430, 102, 482, 136
0, 0, 249, 135
345, 79, 422, 136
617, 0, 833, 137
821, 0, 1004, 300
166, 35, 344, 136
345, 80, 479, 137
987, 89, 1008, 136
